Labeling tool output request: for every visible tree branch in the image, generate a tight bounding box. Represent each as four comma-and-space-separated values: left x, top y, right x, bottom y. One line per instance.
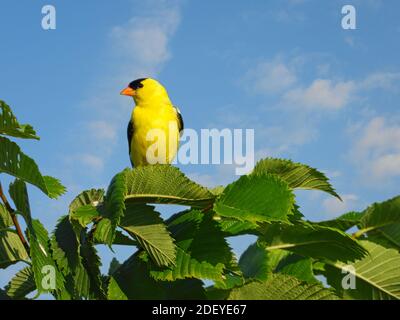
0, 181, 30, 253
201, 203, 214, 213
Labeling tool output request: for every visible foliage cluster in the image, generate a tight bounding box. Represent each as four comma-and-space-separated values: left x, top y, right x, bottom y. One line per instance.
1, 100, 399, 300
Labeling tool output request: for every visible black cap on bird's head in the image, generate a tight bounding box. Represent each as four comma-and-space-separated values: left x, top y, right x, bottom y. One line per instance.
120, 78, 147, 96
129, 78, 147, 90
120, 78, 170, 105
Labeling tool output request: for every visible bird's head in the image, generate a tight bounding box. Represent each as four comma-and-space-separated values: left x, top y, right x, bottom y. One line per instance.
120, 78, 170, 105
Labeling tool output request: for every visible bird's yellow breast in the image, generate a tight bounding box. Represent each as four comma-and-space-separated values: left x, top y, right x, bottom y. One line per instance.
130, 104, 180, 167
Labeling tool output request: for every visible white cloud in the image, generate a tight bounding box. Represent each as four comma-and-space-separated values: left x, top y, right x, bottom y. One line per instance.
70, 1, 181, 177
322, 194, 358, 216
316, 63, 331, 76
350, 117, 400, 180
77, 153, 104, 171
283, 79, 355, 110
187, 164, 245, 190
241, 55, 400, 175
247, 60, 297, 94
254, 146, 289, 160
247, 56, 400, 114
211, 103, 319, 162
353, 117, 400, 155
187, 172, 219, 189
88, 120, 117, 141
359, 72, 400, 91
257, 123, 318, 151
110, 4, 180, 77
344, 36, 356, 47
273, 0, 308, 23
371, 154, 400, 177
322, 169, 342, 179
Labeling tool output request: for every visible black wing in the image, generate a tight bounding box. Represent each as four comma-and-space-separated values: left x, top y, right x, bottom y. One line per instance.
174, 106, 184, 135
127, 120, 134, 167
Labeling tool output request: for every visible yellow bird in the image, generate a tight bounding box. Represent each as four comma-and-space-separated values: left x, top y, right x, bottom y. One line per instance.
120, 78, 183, 167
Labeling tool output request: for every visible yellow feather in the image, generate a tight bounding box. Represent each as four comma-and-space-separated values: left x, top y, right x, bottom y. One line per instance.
128, 79, 180, 167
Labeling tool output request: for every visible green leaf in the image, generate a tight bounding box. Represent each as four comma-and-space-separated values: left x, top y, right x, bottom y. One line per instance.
107, 277, 127, 300
0, 229, 29, 268
166, 209, 203, 249
9, 179, 34, 236
0, 288, 11, 300
167, 210, 233, 267
218, 218, 259, 236
214, 174, 294, 223
261, 221, 367, 262
108, 258, 121, 275
2, 181, 30, 271
252, 158, 340, 199
238, 243, 295, 282
161, 279, 206, 300
228, 274, 338, 300
107, 230, 137, 246
71, 263, 92, 299
42, 176, 67, 199
165, 210, 238, 287
28, 219, 64, 294
120, 203, 176, 267
51, 216, 105, 299
275, 254, 318, 284
108, 254, 205, 300
324, 240, 400, 300
264, 249, 290, 272
96, 165, 215, 245
0, 136, 65, 199
104, 171, 127, 220
79, 239, 105, 299
356, 196, 400, 248
214, 272, 245, 290
366, 233, 400, 251
0, 100, 39, 140
145, 248, 225, 282
0, 203, 13, 229
100, 171, 127, 245
290, 204, 305, 222
190, 214, 233, 266
6, 266, 36, 299
70, 205, 100, 228
318, 211, 363, 232
69, 189, 105, 212
50, 216, 80, 275
239, 242, 270, 281
92, 219, 114, 245
205, 287, 231, 300
210, 186, 225, 196
93, 225, 136, 246
9, 179, 31, 217
124, 165, 215, 207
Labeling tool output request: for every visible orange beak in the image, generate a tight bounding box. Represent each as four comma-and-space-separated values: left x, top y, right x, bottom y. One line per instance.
120, 87, 136, 96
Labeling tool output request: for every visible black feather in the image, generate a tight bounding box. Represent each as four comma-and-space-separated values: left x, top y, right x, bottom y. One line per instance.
175, 107, 184, 134
127, 120, 134, 167
128, 78, 147, 90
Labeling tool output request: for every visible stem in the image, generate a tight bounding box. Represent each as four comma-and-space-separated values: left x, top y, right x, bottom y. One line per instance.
352, 227, 375, 239
201, 203, 214, 213
0, 181, 30, 252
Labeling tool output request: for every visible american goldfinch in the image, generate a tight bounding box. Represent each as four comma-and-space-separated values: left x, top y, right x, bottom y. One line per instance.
120, 78, 183, 167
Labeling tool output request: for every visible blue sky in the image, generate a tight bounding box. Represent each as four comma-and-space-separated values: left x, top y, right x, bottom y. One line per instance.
1, 0, 400, 289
